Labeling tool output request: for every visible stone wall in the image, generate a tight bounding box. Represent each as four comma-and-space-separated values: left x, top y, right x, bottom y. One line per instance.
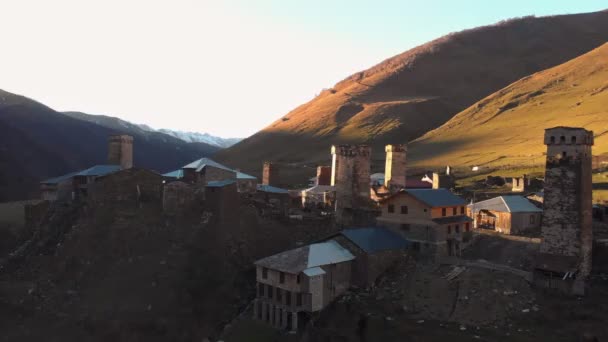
262, 162, 280, 187
384, 144, 407, 192
88, 168, 163, 206
163, 181, 196, 215
331, 145, 372, 225
315, 166, 332, 186
107, 135, 133, 169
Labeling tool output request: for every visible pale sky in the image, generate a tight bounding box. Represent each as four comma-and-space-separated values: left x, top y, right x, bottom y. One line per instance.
1, 0, 605, 138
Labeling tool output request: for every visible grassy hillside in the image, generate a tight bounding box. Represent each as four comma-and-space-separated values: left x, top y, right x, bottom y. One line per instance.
409, 43, 608, 170
217, 10, 608, 176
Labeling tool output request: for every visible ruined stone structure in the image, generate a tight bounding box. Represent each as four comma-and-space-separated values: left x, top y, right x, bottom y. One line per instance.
262, 162, 280, 187
384, 144, 407, 193
315, 166, 332, 186
534, 127, 594, 295
331, 145, 373, 225
512, 175, 528, 192
107, 135, 134, 169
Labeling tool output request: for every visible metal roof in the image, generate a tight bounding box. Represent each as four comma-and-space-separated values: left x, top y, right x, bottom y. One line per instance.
163, 169, 184, 179
41, 165, 121, 184
471, 196, 542, 213
206, 180, 236, 188
303, 185, 335, 194
236, 171, 256, 180
257, 184, 289, 194
76, 165, 122, 177
182, 158, 234, 172
340, 227, 409, 253
254, 240, 355, 274
399, 189, 467, 207
303, 267, 326, 277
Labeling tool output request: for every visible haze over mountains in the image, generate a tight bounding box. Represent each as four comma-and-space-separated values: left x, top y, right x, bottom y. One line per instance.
216, 10, 608, 174
0, 90, 220, 201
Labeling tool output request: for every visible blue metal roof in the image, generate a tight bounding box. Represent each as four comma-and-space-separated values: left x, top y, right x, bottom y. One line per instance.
471, 196, 542, 213
303, 266, 326, 277
163, 169, 184, 179
206, 180, 236, 188
405, 189, 467, 207
76, 165, 121, 177
340, 227, 409, 253
256, 184, 289, 194
236, 171, 256, 180
41, 165, 121, 184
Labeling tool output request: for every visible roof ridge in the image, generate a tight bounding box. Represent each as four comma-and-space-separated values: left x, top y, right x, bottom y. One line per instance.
500, 196, 512, 213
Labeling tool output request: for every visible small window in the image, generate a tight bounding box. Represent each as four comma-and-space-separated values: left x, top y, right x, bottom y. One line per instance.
279, 272, 285, 284
388, 204, 395, 213
268, 285, 273, 299
452, 207, 457, 215
563, 151, 567, 158
455, 225, 460, 234
258, 283, 264, 296
401, 205, 408, 214
447, 225, 451, 234
296, 293, 302, 306
560, 136, 566, 143
401, 223, 410, 231
423, 208, 428, 212
276, 288, 282, 302
262, 267, 268, 279
571, 136, 577, 144
286, 291, 292, 306
442, 208, 447, 216
460, 206, 465, 215
530, 215, 535, 224
550, 136, 555, 144
296, 273, 301, 284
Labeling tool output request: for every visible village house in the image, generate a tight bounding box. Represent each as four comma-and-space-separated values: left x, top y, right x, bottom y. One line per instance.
323, 227, 409, 288
253, 240, 355, 331
377, 188, 471, 258
255, 184, 291, 216
300, 184, 335, 209
469, 195, 542, 235
88, 168, 163, 206
163, 158, 258, 193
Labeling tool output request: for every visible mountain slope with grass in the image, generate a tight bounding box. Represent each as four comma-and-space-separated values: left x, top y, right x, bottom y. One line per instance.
216, 10, 608, 175
409, 43, 608, 169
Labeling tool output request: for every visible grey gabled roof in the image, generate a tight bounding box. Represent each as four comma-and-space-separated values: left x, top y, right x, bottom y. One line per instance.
41, 171, 80, 185
340, 227, 409, 253
471, 196, 542, 213
41, 165, 121, 184
257, 184, 289, 194
254, 240, 355, 274
206, 180, 236, 188
182, 158, 234, 172
398, 189, 467, 207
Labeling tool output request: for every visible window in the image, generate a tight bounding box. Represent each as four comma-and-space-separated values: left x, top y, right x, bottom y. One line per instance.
296, 273, 301, 284
279, 272, 285, 284
571, 136, 577, 144
447, 225, 451, 234
550, 136, 555, 144
401, 223, 410, 231
560, 136, 566, 143
562, 151, 567, 158
401, 205, 408, 214
423, 208, 428, 212
258, 283, 264, 297
388, 204, 395, 213
455, 225, 460, 234
460, 206, 465, 215
268, 285, 273, 299
262, 267, 268, 279
276, 288, 282, 302
465, 223, 470, 232
442, 208, 447, 216
530, 215, 535, 224
296, 293, 302, 306
286, 291, 292, 306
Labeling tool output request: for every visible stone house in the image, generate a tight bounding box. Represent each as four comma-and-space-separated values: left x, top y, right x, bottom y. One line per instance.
163, 158, 258, 193
255, 184, 291, 216
469, 196, 542, 235
301, 185, 335, 209
41, 165, 122, 202
162, 181, 197, 215
88, 168, 163, 206
205, 180, 239, 223
323, 227, 409, 288
377, 189, 471, 258
253, 240, 355, 331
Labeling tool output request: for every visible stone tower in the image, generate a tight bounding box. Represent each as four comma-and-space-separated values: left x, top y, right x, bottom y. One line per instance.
315, 166, 332, 186
384, 144, 407, 192
331, 145, 372, 225
537, 126, 593, 294
107, 135, 133, 169
512, 175, 527, 192
262, 162, 280, 187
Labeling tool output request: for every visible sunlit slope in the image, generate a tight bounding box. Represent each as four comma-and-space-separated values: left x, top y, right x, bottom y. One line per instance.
410, 43, 608, 169
217, 11, 608, 173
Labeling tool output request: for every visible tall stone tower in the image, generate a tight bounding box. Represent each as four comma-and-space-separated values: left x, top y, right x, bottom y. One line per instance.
262, 162, 280, 187
315, 166, 332, 186
107, 135, 134, 169
331, 145, 372, 225
384, 144, 407, 192
536, 127, 593, 294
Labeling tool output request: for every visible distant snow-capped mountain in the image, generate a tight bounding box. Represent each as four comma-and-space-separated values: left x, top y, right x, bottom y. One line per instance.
157, 129, 241, 148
